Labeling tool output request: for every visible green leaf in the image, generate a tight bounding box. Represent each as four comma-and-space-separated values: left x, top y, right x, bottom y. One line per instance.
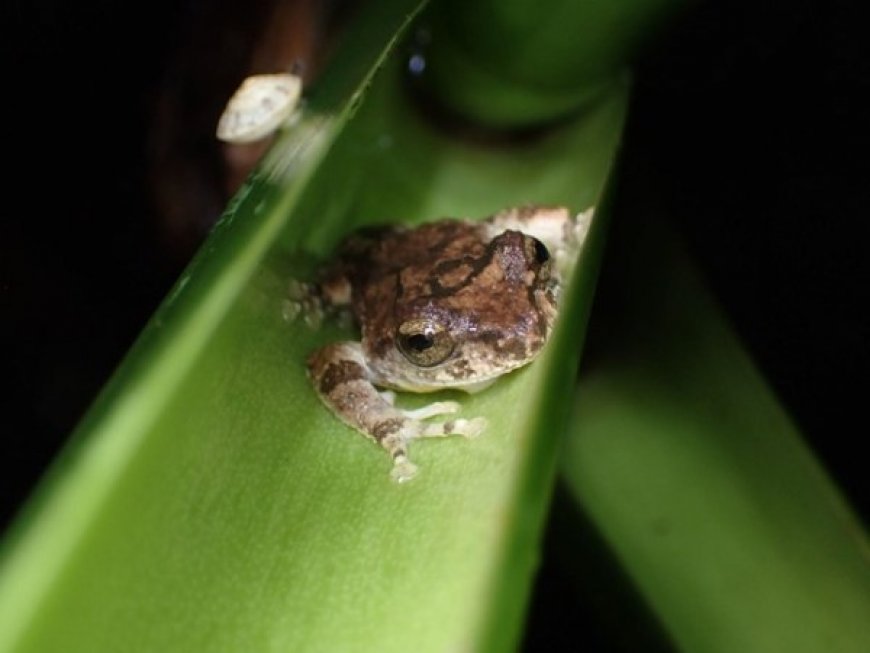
419, 0, 680, 127
0, 1, 636, 651
561, 215, 870, 652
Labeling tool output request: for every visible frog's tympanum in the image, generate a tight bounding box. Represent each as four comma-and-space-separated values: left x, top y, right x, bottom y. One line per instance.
290, 206, 591, 481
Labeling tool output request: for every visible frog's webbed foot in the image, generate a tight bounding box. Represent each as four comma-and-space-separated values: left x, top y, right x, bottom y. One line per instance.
390, 455, 418, 483
307, 342, 486, 482
284, 277, 352, 329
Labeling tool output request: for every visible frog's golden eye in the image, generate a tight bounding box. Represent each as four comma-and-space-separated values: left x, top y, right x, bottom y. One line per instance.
531, 237, 550, 264
523, 236, 550, 265
396, 320, 455, 367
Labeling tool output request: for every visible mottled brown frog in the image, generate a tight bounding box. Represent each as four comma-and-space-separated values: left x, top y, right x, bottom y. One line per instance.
289, 205, 591, 482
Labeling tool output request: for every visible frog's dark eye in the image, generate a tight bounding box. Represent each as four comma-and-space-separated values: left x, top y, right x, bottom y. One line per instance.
532, 237, 550, 264
405, 333, 434, 351
397, 320, 455, 367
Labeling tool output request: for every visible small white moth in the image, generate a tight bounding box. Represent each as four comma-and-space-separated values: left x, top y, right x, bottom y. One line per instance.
216, 73, 302, 144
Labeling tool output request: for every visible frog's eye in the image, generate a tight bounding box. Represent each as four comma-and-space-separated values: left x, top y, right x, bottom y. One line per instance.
396, 320, 455, 367
532, 238, 550, 264
520, 236, 551, 267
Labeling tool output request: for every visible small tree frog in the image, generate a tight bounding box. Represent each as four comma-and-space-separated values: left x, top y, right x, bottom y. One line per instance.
291, 205, 591, 481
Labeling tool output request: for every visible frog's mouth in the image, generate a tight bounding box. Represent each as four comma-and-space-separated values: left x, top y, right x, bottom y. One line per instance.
386, 375, 498, 395
386, 353, 533, 395
450, 377, 498, 394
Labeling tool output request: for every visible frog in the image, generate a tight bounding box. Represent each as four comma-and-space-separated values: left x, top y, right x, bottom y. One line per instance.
290, 205, 592, 482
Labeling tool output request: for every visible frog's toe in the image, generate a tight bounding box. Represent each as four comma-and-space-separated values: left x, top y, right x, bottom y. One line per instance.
302, 305, 324, 329
459, 417, 488, 439
281, 298, 302, 323
390, 456, 419, 483
287, 278, 311, 300
421, 416, 487, 439
285, 279, 327, 328
402, 401, 461, 420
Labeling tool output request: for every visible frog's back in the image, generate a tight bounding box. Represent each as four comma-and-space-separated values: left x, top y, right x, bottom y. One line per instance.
338, 220, 486, 280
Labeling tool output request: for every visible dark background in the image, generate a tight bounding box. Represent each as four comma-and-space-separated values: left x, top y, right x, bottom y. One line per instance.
2, 0, 867, 647
628, 0, 868, 522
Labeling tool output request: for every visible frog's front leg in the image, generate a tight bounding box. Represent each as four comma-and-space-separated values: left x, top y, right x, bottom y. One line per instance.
307, 342, 486, 482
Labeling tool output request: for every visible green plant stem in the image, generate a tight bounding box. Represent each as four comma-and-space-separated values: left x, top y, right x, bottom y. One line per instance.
420, 0, 682, 127
561, 214, 870, 652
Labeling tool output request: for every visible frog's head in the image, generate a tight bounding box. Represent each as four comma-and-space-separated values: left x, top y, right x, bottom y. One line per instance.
367, 230, 559, 392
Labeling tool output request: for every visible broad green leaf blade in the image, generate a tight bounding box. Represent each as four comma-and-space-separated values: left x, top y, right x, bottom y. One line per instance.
561, 215, 870, 652
0, 0, 425, 647
0, 2, 632, 652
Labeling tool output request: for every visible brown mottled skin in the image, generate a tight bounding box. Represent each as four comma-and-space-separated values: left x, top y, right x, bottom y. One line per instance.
300, 206, 589, 482
338, 219, 556, 383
